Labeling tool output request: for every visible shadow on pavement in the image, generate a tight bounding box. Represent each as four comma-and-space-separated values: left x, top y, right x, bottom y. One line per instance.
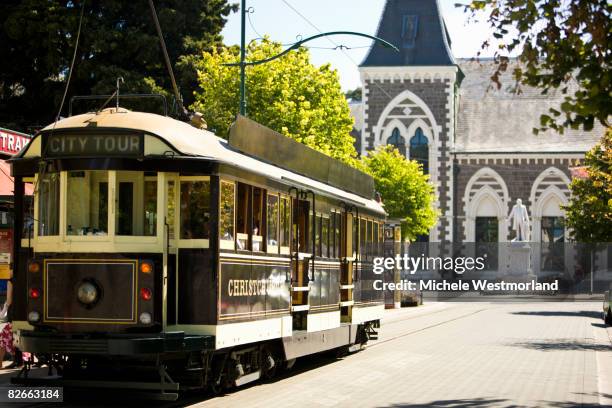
510, 310, 602, 319
382, 398, 511, 407
0, 350, 345, 407
384, 397, 604, 408
509, 338, 611, 352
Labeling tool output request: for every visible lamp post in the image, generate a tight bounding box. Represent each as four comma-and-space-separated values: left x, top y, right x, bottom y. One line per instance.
233, 0, 399, 116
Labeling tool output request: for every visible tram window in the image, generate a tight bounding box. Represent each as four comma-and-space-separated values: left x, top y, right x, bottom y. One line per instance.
334, 212, 341, 258
294, 199, 310, 253
66, 171, 108, 236
37, 173, 60, 236
236, 183, 249, 250
252, 187, 264, 251
350, 218, 357, 257
373, 221, 379, 256
359, 218, 366, 259
180, 180, 210, 239
367, 220, 373, 259
322, 216, 329, 258
22, 179, 34, 240
166, 181, 176, 240
220, 181, 235, 244
116, 172, 157, 236
266, 194, 279, 250
279, 196, 290, 249
314, 214, 322, 257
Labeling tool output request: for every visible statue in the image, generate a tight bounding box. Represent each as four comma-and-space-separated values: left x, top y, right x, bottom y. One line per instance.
508, 198, 530, 242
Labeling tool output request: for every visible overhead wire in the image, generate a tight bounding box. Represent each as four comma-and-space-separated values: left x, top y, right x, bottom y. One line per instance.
279, 0, 394, 100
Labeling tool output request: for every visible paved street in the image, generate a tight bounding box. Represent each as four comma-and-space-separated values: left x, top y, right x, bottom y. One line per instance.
194, 302, 612, 408
1, 301, 610, 407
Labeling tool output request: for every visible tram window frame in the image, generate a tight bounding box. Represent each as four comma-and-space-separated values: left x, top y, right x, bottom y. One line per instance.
279, 195, 291, 255
321, 215, 330, 258
21, 177, 35, 246
219, 180, 236, 250
359, 218, 367, 260
36, 172, 60, 238
366, 219, 373, 260
178, 176, 211, 244
314, 214, 322, 257
333, 212, 341, 259
266, 193, 279, 254
373, 221, 380, 257
66, 170, 110, 238
235, 183, 249, 250
114, 171, 158, 237
252, 187, 265, 252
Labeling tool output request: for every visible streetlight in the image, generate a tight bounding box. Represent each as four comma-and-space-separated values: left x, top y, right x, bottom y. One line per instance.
229, 0, 399, 116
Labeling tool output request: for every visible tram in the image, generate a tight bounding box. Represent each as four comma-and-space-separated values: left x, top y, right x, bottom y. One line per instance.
9, 107, 386, 398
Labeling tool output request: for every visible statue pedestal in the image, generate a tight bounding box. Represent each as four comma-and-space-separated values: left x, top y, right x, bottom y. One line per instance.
505, 242, 536, 282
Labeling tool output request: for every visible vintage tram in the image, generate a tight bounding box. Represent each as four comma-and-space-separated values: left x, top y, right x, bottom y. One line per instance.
9, 108, 386, 398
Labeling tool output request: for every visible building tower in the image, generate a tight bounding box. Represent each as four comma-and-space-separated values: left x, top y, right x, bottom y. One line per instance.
359, 0, 461, 243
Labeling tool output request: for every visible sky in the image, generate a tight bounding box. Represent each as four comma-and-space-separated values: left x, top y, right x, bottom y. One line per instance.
220, 0, 500, 91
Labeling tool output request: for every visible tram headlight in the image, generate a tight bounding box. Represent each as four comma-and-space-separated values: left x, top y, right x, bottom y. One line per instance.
139, 312, 152, 325
77, 282, 99, 305
28, 311, 40, 323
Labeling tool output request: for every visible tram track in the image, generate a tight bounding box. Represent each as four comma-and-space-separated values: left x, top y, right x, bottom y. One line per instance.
369, 306, 488, 348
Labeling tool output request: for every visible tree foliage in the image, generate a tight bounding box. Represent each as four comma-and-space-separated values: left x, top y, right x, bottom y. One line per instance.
563, 128, 612, 243
360, 146, 438, 241
0, 0, 236, 132
190, 39, 358, 164
459, 0, 611, 134
345, 87, 362, 102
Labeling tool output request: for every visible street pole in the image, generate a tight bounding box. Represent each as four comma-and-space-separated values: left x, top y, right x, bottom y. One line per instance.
239, 0, 247, 116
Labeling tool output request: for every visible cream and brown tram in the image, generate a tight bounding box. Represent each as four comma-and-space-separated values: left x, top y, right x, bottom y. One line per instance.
9, 108, 386, 398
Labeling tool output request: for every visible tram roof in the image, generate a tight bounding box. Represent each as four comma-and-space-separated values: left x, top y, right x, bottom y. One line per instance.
20, 108, 385, 214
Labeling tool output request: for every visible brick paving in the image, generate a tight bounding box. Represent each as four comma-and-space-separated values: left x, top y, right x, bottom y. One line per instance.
194, 302, 612, 408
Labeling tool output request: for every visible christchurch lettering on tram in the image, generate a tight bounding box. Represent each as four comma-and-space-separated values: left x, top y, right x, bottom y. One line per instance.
227, 278, 283, 296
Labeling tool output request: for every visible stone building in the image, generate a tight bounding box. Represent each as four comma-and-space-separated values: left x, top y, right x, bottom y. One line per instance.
353, 0, 608, 281
355, 0, 602, 247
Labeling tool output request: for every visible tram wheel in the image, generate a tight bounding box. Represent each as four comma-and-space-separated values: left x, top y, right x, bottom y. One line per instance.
261, 347, 278, 380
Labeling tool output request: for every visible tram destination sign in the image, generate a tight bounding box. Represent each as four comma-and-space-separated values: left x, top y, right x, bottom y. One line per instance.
43, 133, 143, 158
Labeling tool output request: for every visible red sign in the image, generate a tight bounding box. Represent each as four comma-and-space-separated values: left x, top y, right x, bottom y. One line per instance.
0, 128, 31, 156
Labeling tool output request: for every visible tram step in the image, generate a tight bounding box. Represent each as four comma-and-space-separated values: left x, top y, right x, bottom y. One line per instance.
234, 370, 261, 387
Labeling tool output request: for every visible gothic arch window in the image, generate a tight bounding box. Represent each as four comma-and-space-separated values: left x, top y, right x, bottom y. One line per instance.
387, 127, 406, 156
409, 127, 429, 174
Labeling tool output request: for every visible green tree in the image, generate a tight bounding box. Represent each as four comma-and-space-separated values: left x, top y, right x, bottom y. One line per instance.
563, 129, 612, 242
0, 0, 236, 132
360, 146, 438, 241
345, 87, 362, 102
190, 39, 358, 164
458, 0, 610, 134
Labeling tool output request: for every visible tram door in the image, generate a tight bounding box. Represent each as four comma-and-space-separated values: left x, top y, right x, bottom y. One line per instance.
291, 198, 310, 330
340, 212, 355, 322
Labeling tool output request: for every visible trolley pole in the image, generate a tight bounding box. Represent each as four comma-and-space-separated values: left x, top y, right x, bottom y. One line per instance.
239, 0, 247, 116
230, 1, 398, 117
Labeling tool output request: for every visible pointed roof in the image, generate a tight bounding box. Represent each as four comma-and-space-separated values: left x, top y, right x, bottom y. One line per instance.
361, 0, 455, 67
